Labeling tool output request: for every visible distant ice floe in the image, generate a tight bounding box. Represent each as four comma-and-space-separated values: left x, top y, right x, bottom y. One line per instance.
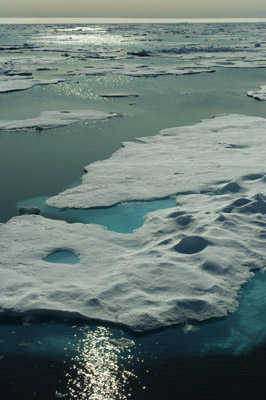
67, 63, 214, 78
194, 55, 266, 69
100, 93, 139, 98
0, 56, 66, 93
1, 114, 266, 332
0, 110, 120, 132
0, 75, 64, 93
247, 85, 266, 100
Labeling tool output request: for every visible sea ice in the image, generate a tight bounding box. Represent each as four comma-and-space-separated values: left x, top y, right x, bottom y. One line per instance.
68, 63, 213, 78
0, 110, 120, 132
100, 93, 139, 98
247, 85, 266, 100
1, 114, 266, 332
0, 75, 64, 93
47, 114, 266, 209
1, 176, 266, 331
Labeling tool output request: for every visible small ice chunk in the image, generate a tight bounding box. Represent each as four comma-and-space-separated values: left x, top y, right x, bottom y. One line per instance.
247, 85, 266, 100
100, 93, 139, 98
109, 338, 135, 347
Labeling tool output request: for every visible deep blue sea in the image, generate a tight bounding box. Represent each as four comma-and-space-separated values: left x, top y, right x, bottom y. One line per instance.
1, 20, 266, 399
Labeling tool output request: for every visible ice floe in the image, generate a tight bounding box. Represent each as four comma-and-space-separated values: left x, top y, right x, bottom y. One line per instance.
247, 85, 266, 100
0, 75, 64, 93
100, 93, 139, 98
0, 110, 120, 132
47, 114, 266, 208
1, 114, 266, 331
0, 179, 265, 331
67, 63, 214, 78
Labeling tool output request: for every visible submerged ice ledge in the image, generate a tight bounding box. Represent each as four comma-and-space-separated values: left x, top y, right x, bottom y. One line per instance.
0, 110, 120, 132
1, 114, 266, 332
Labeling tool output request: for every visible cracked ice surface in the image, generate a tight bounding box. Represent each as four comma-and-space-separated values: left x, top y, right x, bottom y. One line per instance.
0, 110, 120, 132
47, 114, 266, 209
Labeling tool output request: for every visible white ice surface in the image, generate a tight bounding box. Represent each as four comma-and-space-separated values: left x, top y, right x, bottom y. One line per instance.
1, 114, 266, 331
0, 110, 120, 132
48, 114, 266, 209
1, 184, 264, 332
247, 85, 266, 100
68, 63, 214, 77
0, 75, 64, 93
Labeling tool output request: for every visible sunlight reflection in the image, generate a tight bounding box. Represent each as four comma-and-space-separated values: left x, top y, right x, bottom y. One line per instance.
35, 33, 126, 47
66, 326, 136, 400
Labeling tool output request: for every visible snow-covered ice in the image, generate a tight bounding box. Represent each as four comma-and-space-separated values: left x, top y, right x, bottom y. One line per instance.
0, 110, 120, 132
1, 114, 266, 331
67, 63, 214, 78
0, 75, 64, 93
1, 177, 266, 331
247, 85, 266, 100
47, 114, 266, 209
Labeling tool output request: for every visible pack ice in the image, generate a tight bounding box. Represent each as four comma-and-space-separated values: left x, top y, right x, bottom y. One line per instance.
1, 114, 266, 332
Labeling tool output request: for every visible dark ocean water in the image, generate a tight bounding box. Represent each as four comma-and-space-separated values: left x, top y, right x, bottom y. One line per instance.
2, 347, 266, 400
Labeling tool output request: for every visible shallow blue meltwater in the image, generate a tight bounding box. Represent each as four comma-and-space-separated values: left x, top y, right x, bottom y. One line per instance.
17, 196, 177, 233
43, 250, 79, 264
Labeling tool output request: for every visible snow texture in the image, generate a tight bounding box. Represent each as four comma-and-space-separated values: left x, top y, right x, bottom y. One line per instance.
1, 114, 266, 331
1, 179, 266, 331
48, 114, 266, 209
0, 110, 120, 132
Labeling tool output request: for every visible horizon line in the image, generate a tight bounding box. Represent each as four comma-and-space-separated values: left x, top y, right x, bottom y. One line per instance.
1, 17, 266, 24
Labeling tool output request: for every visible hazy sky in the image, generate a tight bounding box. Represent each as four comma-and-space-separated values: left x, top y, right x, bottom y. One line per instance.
1, 0, 266, 18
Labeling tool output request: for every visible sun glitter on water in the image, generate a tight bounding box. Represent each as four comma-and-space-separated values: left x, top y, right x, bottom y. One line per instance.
65, 326, 136, 400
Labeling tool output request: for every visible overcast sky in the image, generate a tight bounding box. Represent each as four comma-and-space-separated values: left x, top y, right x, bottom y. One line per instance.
1, 0, 266, 18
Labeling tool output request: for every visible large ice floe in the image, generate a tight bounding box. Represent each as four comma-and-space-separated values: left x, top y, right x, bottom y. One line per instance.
48, 114, 266, 208
0, 110, 120, 132
1, 114, 266, 332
